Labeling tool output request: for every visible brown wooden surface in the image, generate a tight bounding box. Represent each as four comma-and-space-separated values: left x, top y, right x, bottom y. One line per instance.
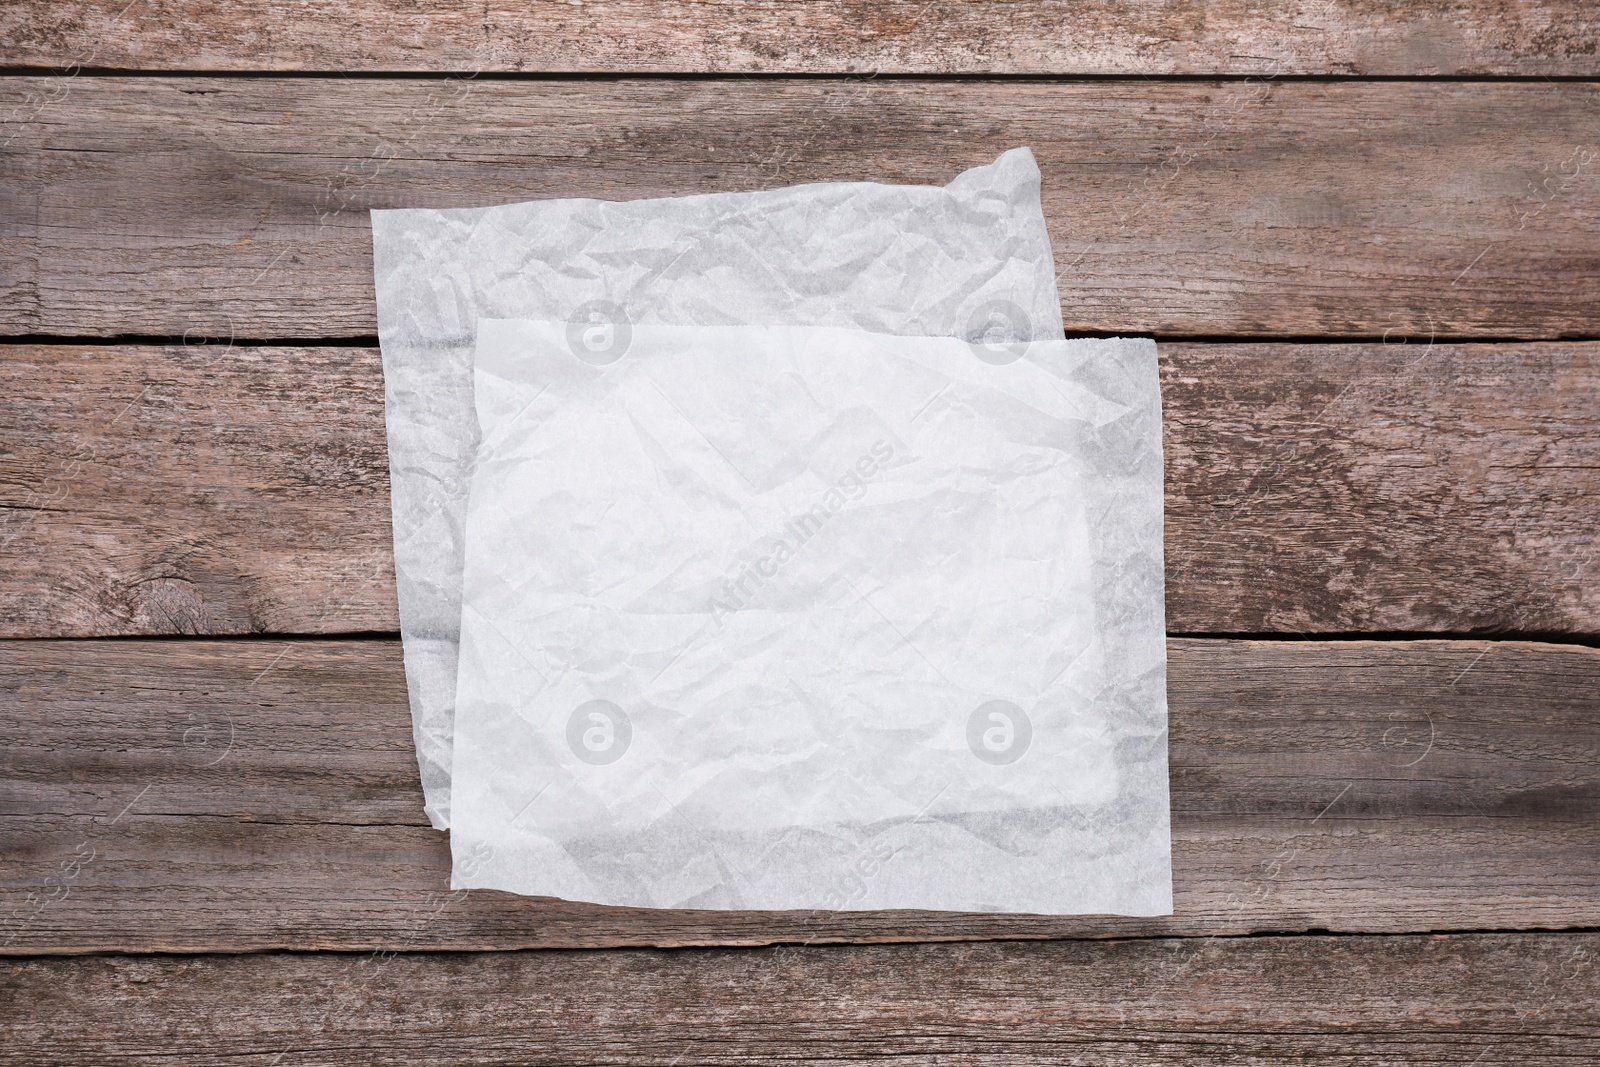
3, 79, 1599, 340
3, 341, 1594, 640
3, 637, 1595, 954
3, 934, 1597, 1065
2, 0, 1597, 76
4, 6, 1599, 1057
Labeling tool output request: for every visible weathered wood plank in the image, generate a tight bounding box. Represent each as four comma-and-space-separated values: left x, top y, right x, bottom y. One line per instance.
3, 342, 1595, 639
2, 934, 1596, 1065
2, 0, 1596, 75
3, 78, 1598, 339
0, 343, 396, 637
2, 638, 1595, 953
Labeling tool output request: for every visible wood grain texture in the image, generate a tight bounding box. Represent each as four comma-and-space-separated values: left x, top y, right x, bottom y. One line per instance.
2, 933, 1597, 1065
2, 0, 1596, 75
3, 78, 1598, 339
3, 342, 1595, 639
3, 637, 1595, 954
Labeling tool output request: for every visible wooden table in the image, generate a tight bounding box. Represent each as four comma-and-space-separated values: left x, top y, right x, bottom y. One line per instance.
3, 3, 1598, 1062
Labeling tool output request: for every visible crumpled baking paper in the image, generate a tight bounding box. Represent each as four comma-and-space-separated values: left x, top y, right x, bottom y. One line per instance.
449, 319, 1170, 915
371, 148, 1064, 828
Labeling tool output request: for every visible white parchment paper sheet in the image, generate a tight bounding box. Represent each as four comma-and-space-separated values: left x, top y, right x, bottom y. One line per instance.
371, 149, 1064, 827
449, 320, 1170, 915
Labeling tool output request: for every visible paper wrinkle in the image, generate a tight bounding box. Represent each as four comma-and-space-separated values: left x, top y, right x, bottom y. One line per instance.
372, 148, 1064, 827
449, 321, 1170, 915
